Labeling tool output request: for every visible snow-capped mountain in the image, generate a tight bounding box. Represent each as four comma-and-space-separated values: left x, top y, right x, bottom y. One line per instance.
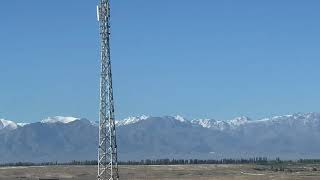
1, 112, 320, 162
190, 116, 251, 130
41, 116, 79, 124
0, 119, 18, 131
116, 115, 149, 126
229, 116, 251, 126
17, 123, 30, 127
174, 115, 188, 122
191, 119, 229, 130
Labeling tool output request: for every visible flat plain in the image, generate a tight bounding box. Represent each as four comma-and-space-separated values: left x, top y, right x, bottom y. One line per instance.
0, 164, 320, 180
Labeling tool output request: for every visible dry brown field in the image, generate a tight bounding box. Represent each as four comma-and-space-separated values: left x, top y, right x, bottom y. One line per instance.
0, 164, 320, 180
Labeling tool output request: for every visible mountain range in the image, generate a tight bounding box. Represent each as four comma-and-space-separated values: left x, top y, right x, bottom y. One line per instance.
1, 113, 320, 163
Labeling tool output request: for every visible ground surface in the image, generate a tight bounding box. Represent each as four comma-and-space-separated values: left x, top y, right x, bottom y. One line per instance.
0, 164, 320, 180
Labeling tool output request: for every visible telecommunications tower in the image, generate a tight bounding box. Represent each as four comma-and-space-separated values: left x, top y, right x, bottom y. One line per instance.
97, 0, 119, 179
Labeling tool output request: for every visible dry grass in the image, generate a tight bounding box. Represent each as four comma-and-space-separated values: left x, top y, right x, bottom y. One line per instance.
0, 164, 320, 180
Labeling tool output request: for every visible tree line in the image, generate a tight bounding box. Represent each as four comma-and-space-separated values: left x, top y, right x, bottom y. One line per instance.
1, 157, 319, 167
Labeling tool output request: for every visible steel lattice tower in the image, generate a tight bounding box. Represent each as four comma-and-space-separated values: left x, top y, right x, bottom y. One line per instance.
97, 0, 119, 179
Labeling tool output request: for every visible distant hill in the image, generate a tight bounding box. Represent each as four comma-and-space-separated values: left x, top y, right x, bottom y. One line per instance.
1, 113, 320, 162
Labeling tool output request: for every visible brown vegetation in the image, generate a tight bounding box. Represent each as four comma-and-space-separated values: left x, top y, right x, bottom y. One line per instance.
0, 164, 320, 180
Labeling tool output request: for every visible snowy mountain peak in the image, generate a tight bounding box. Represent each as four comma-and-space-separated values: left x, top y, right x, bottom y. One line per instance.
41, 116, 79, 124
0, 119, 18, 130
139, 115, 150, 120
229, 116, 251, 126
17, 123, 30, 127
174, 115, 187, 122
116, 115, 150, 126
191, 119, 229, 130
191, 116, 252, 130
3, 112, 320, 162
192, 119, 213, 128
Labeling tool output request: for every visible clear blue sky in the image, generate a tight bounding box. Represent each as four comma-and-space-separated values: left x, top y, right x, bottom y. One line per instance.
1, 0, 320, 123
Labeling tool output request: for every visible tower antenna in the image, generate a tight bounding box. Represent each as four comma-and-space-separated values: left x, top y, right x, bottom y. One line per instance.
97, 0, 119, 179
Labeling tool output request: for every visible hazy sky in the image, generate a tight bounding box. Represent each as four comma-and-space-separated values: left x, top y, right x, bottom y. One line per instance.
1, 0, 320, 123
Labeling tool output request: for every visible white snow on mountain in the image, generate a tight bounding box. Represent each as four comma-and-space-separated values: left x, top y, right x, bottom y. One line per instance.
116, 115, 150, 126
34, 112, 320, 131
246, 113, 320, 127
174, 115, 187, 122
41, 116, 79, 124
17, 123, 30, 127
229, 116, 251, 126
2, 112, 320, 162
191, 119, 212, 128
191, 116, 251, 130
3, 112, 320, 132
190, 113, 320, 130
0, 119, 18, 130
191, 119, 229, 130
109, 113, 320, 131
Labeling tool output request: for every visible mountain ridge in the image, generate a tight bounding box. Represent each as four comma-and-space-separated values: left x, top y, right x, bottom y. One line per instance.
3, 112, 319, 130
1, 112, 320, 162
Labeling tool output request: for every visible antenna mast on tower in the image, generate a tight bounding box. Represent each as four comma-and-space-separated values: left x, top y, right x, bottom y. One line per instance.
97, 0, 119, 179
